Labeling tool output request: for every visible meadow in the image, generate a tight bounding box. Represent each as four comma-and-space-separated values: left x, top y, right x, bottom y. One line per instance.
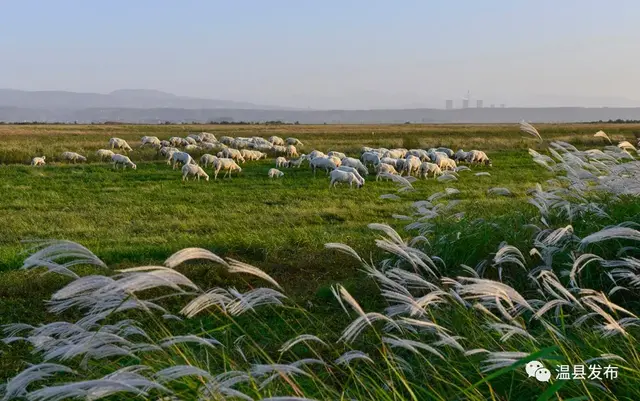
0, 123, 639, 400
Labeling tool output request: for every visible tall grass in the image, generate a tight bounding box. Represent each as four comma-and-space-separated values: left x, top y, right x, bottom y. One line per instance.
2, 140, 640, 400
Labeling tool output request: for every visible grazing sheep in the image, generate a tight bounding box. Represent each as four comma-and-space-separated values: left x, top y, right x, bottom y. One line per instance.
182, 164, 209, 181
268, 136, 285, 146
439, 158, 457, 171
268, 168, 284, 178
376, 163, 398, 181
286, 137, 303, 146
220, 136, 234, 146
395, 158, 406, 173
383, 149, 406, 159
275, 157, 288, 168
310, 157, 337, 176
184, 137, 198, 146
419, 162, 442, 179
169, 136, 187, 147
218, 148, 246, 163
285, 145, 299, 158
340, 157, 368, 176
307, 150, 326, 160
329, 169, 362, 189
272, 145, 287, 155
159, 140, 171, 148
380, 157, 399, 168
336, 165, 365, 187
245, 150, 267, 161
327, 151, 346, 159
31, 156, 46, 166
453, 149, 470, 162
199, 142, 220, 151
140, 136, 161, 148
200, 132, 217, 143
406, 149, 430, 161
184, 144, 201, 152
328, 155, 342, 167
287, 155, 307, 168
111, 154, 137, 170
435, 147, 454, 158
171, 151, 195, 170
61, 152, 87, 163
213, 158, 242, 179
96, 149, 115, 161
109, 138, 133, 152
187, 134, 202, 143
361, 151, 381, 168
402, 155, 422, 176
200, 154, 218, 168
467, 150, 492, 166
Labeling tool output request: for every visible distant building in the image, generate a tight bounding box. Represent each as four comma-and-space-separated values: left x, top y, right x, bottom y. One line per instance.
462, 99, 469, 109
500, 104, 506, 108
476, 100, 483, 108
445, 100, 453, 110
490, 104, 495, 108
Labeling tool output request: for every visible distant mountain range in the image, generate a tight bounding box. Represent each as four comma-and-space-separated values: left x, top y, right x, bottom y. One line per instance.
2, 89, 640, 124
0, 89, 291, 110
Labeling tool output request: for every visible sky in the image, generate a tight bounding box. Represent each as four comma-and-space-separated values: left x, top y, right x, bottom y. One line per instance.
1, 0, 640, 109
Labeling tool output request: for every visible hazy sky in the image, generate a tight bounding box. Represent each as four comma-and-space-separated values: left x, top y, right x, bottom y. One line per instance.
2, 0, 639, 109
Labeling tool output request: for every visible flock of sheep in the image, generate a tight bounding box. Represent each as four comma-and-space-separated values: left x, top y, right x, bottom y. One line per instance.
29, 132, 492, 188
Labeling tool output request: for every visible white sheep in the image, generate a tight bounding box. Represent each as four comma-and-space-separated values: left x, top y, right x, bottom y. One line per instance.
169, 136, 187, 147
383, 149, 406, 159
329, 169, 362, 189
419, 162, 442, 179
182, 164, 209, 181
219, 136, 235, 146
307, 150, 326, 160
218, 148, 246, 163
286, 145, 299, 158
171, 151, 195, 170
435, 147, 454, 157
109, 137, 133, 152
376, 163, 398, 181
61, 151, 87, 163
184, 144, 201, 152
159, 140, 171, 147
361, 151, 381, 168
380, 157, 399, 168
310, 157, 337, 176
200, 132, 217, 143
213, 158, 242, 179
340, 157, 368, 176
402, 155, 422, 176
336, 165, 365, 186
187, 134, 202, 143
328, 155, 342, 167
286, 137, 303, 146
31, 156, 46, 166
439, 158, 457, 171
268, 136, 285, 146
287, 155, 307, 168
141, 136, 161, 148
327, 151, 346, 159
111, 154, 137, 170
200, 154, 218, 168
96, 149, 115, 161
453, 149, 469, 163
268, 168, 285, 178
275, 156, 288, 168
406, 149, 430, 161
466, 150, 492, 166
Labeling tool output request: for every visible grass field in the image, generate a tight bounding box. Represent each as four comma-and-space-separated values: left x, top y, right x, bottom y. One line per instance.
1, 123, 640, 400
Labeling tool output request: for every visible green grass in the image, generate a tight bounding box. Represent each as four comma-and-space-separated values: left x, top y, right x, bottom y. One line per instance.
1, 123, 640, 399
